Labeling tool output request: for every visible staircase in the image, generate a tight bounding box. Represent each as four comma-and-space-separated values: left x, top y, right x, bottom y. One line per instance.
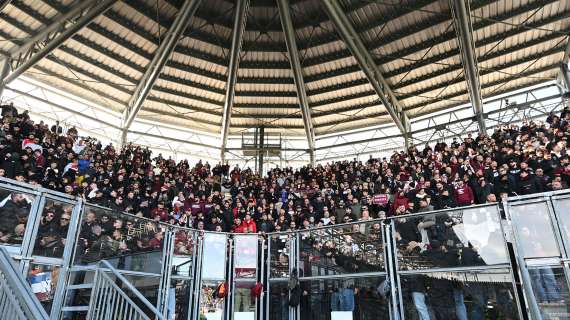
0, 249, 163, 320
0, 247, 50, 320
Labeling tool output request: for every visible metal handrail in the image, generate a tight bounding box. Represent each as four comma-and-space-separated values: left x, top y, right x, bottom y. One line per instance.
0, 247, 50, 320
97, 260, 165, 319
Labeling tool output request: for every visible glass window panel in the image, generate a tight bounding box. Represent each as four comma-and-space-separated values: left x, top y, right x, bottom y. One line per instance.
510, 202, 560, 258
199, 282, 225, 320
299, 277, 390, 320
528, 266, 570, 319
269, 234, 291, 278
74, 205, 165, 274
32, 198, 75, 258
298, 222, 385, 277
268, 281, 289, 320
168, 279, 192, 320
26, 263, 61, 314
399, 269, 520, 320
553, 198, 570, 256
201, 233, 227, 280
0, 188, 36, 248
235, 235, 258, 278
172, 229, 196, 277
234, 281, 256, 315
395, 206, 509, 270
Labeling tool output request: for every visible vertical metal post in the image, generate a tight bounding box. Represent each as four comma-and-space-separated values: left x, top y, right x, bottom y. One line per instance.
384, 221, 399, 320
502, 198, 543, 320
226, 237, 234, 319
192, 234, 204, 320
259, 237, 265, 320
158, 228, 175, 318
0, 56, 10, 99
265, 237, 271, 320
258, 126, 265, 174
50, 197, 83, 320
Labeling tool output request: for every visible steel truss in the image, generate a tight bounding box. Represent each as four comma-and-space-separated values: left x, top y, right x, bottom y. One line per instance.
0, 0, 116, 97
220, 0, 250, 163
450, 0, 486, 132
322, 0, 412, 147
316, 83, 564, 162
121, 0, 203, 146
277, 0, 316, 165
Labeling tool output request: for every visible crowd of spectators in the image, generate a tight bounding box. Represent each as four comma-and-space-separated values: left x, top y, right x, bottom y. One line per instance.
0, 102, 568, 249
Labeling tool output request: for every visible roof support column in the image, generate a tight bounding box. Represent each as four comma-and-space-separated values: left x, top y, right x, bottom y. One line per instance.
121, 0, 203, 144
0, 56, 9, 99
1, 0, 116, 87
450, 0, 487, 133
0, 0, 11, 13
561, 63, 570, 92
220, 0, 250, 164
322, 0, 411, 148
277, 0, 316, 165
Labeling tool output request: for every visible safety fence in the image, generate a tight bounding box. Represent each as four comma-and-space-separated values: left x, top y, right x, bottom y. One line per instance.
0, 176, 569, 319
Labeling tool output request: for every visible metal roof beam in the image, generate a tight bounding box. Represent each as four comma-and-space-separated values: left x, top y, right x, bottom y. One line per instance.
220, 0, 250, 162
277, 0, 316, 163
322, 0, 411, 145
0, 0, 11, 13
0, 0, 116, 96
316, 92, 561, 150
450, 0, 486, 133
303, 0, 558, 67
121, 0, 203, 138
405, 64, 558, 112
561, 63, 570, 91
314, 65, 558, 130
307, 39, 565, 114
304, 10, 570, 84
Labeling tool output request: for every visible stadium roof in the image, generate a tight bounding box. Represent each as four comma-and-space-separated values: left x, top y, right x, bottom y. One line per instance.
0, 0, 569, 152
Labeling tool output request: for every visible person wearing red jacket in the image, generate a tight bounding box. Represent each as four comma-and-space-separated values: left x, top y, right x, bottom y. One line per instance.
239, 214, 257, 233
454, 180, 474, 206
151, 202, 168, 221
391, 189, 409, 216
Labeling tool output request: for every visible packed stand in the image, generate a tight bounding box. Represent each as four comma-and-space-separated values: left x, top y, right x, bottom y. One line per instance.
0, 102, 568, 262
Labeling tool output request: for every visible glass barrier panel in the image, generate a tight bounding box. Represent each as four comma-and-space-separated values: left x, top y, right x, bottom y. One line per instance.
201, 233, 227, 280
26, 263, 61, 315
553, 198, 570, 256
172, 229, 196, 277
234, 235, 258, 279
298, 276, 390, 320
32, 198, 75, 258
199, 281, 225, 320
395, 206, 509, 270
268, 281, 289, 320
510, 202, 561, 258
527, 266, 570, 319
233, 280, 256, 317
74, 205, 164, 274
169, 279, 192, 320
269, 234, 292, 278
0, 187, 36, 249
298, 221, 385, 277
399, 268, 520, 320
